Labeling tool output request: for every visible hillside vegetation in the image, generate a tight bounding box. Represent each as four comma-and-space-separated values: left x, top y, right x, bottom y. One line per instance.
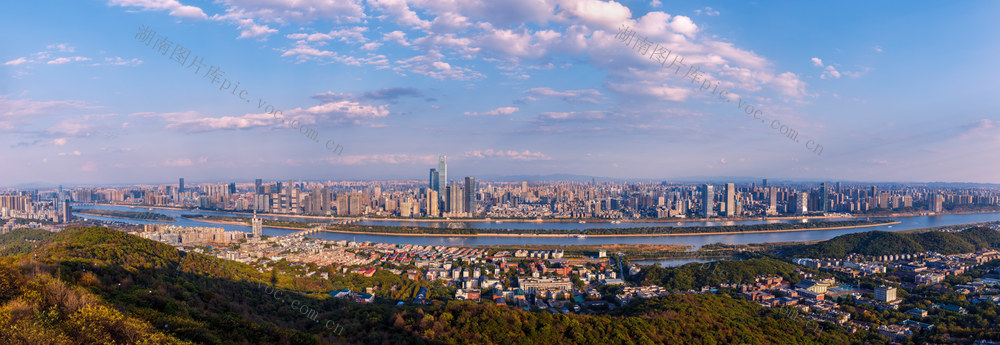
782, 227, 1000, 258
0, 226, 870, 344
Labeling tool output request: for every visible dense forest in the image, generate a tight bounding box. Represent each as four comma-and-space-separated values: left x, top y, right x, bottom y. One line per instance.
0, 226, 866, 344
632, 256, 810, 291
781, 227, 1000, 258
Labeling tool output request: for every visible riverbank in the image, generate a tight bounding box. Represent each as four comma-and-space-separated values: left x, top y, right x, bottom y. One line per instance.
312, 221, 900, 238
77, 202, 1000, 224
185, 217, 309, 231
75, 210, 176, 222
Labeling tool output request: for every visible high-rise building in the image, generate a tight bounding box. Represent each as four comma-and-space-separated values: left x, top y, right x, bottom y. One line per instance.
768, 187, 778, 215
255, 179, 263, 195
425, 189, 439, 217
251, 211, 262, 238
928, 193, 944, 213
61, 199, 72, 223
437, 155, 447, 201
447, 182, 463, 214
179, 178, 185, 193
337, 193, 349, 216
820, 182, 830, 212
429, 168, 438, 192
724, 183, 736, 217
762, 179, 768, 189
701, 184, 714, 218
794, 192, 809, 214
0, 195, 31, 212
464, 177, 476, 214
877, 192, 890, 209
875, 285, 897, 302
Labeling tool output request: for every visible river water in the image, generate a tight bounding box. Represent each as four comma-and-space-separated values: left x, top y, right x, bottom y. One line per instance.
72, 204, 1000, 249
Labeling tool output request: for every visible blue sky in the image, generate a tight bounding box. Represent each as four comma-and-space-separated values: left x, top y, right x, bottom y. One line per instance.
2, 0, 999, 185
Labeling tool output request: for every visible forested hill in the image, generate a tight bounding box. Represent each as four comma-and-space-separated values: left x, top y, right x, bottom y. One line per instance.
781, 227, 1000, 258
0, 226, 863, 344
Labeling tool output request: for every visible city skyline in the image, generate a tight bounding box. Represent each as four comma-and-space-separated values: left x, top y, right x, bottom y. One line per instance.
4, 1, 1000, 185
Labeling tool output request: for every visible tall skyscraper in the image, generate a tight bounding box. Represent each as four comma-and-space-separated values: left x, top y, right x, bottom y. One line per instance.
464, 177, 476, 214
724, 183, 736, 217
437, 155, 447, 201
447, 182, 464, 214
179, 178, 185, 193
820, 182, 830, 212
795, 192, 809, 214
768, 187, 778, 215
928, 193, 944, 213
429, 168, 438, 192
255, 179, 263, 195
701, 184, 714, 218
61, 199, 72, 223
762, 179, 768, 189
425, 189, 439, 217
251, 211, 262, 238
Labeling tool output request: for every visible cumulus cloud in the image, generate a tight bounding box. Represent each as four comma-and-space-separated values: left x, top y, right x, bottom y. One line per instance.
108, 0, 207, 19
523, 87, 602, 104
322, 154, 438, 165
694, 7, 720, 16
383, 30, 411, 46
536, 110, 611, 121
465, 149, 551, 161
464, 107, 519, 116
0, 96, 99, 118
286, 27, 368, 44
4, 57, 29, 66
47, 56, 91, 65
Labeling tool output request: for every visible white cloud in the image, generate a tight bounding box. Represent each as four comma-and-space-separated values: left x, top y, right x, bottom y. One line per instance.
465, 149, 551, 161
215, 0, 365, 24
557, 0, 632, 30
523, 87, 602, 104
464, 106, 519, 116
323, 154, 437, 165
383, 31, 410, 46
102, 57, 143, 66
694, 7, 720, 16
46, 56, 91, 65
285, 27, 368, 44
770, 72, 808, 98
537, 110, 610, 120
4, 57, 29, 66
211, 9, 278, 40
394, 51, 483, 80
162, 158, 194, 167
108, 0, 207, 19
0, 96, 99, 117
368, 0, 430, 30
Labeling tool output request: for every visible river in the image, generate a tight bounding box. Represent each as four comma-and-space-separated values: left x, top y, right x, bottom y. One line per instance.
71, 204, 1000, 249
